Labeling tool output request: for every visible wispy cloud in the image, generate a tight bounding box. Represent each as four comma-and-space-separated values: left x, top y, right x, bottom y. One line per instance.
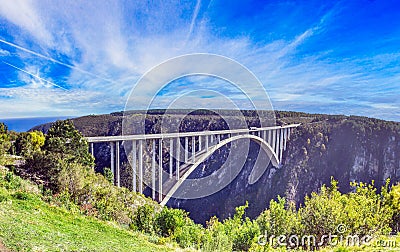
0, 1, 399, 121
2, 61, 67, 90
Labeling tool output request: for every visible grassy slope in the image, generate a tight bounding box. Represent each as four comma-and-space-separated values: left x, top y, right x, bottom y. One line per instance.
0, 167, 177, 252
0, 197, 175, 252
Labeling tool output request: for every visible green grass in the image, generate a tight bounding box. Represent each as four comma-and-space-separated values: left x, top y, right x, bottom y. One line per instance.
0, 166, 179, 252
0, 195, 177, 252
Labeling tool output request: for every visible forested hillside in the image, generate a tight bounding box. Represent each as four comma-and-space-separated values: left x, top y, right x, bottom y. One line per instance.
31, 110, 400, 223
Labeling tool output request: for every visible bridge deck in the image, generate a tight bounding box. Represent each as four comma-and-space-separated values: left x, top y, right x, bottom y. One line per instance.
85, 124, 301, 142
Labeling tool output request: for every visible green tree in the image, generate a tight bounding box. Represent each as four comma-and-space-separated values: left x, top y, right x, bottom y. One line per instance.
0, 122, 7, 134
43, 120, 94, 166
25, 120, 93, 192
388, 183, 400, 232
15, 131, 45, 158
0, 122, 10, 164
155, 207, 187, 237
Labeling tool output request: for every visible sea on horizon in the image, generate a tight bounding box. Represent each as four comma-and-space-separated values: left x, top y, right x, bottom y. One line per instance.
0, 116, 73, 132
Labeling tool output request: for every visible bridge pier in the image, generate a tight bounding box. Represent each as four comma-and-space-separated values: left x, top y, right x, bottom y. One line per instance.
110, 142, 115, 182
132, 140, 137, 192
116, 141, 120, 187
185, 137, 188, 163
199, 135, 202, 151
159, 139, 163, 202
275, 129, 280, 159
279, 129, 284, 162
176, 138, 180, 179
272, 129, 276, 152
90, 142, 94, 156
169, 139, 173, 178
268, 130, 272, 146
139, 140, 143, 193
192, 137, 196, 163
152, 140, 156, 200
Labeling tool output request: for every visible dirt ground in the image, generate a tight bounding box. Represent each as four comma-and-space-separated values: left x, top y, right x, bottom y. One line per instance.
0, 240, 10, 252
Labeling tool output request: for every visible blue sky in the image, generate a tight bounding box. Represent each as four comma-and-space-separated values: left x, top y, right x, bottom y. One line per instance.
0, 0, 399, 121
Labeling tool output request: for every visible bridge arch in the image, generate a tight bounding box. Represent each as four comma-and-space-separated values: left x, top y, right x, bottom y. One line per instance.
160, 134, 279, 205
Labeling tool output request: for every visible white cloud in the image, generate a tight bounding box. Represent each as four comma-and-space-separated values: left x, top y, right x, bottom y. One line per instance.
0, 48, 10, 56
0, 1, 399, 121
0, 0, 53, 45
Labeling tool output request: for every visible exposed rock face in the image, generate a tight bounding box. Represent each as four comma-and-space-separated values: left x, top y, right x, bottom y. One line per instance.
31, 111, 400, 224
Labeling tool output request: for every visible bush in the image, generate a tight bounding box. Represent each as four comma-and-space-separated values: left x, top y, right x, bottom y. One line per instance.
388, 183, 400, 233
155, 207, 187, 237
132, 204, 157, 233
232, 218, 260, 251
257, 196, 300, 239
299, 179, 347, 247
0, 122, 11, 164
103, 167, 114, 184
12, 191, 32, 200
15, 131, 45, 158
223, 202, 260, 251
174, 218, 204, 249
202, 217, 232, 252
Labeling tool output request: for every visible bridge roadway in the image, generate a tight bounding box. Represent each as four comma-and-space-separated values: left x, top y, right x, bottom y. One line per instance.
85, 124, 300, 204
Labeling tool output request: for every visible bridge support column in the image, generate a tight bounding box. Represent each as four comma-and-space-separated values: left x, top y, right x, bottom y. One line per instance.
152, 140, 156, 200
110, 142, 115, 185
198, 135, 202, 152
205, 135, 209, 150
116, 141, 120, 187
217, 134, 221, 143
272, 130, 276, 152
90, 143, 94, 156
159, 139, 163, 202
176, 138, 180, 180
275, 129, 280, 159
279, 128, 284, 162
268, 130, 272, 146
283, 128, 287, 151
192, 137, 195, 163
132, 140, 136, 192
169, 139, 173, 178
139, 140, 143, 193
185, 137, 188, 163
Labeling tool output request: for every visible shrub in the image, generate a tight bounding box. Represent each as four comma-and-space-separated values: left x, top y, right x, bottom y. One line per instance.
223, 202, 260, 251
257, 196, 300, 239
0, 122, 11, 164
174, 218, 204, 249
12, 191, 32, 200
132, 204, 157, 233
343, 180, 392, 236
388, 183, 400, 233
202, 216, 232, 252
299, 179, 346, 247
103, 167, 114, 184
232, 218, 260, 251
14, 131, 45, 158
155, 207, 187, 237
